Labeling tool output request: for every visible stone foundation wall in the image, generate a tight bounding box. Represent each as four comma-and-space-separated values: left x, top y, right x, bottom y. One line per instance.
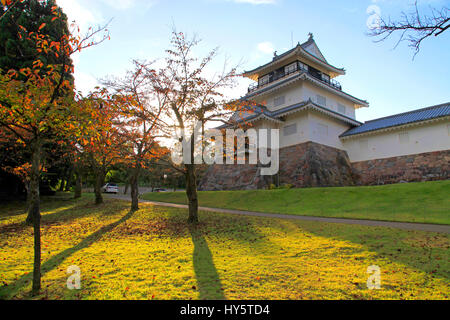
198, 164, 267, 191
198, 142, 450, 190
278, 142, 356, 188
198, 142, 356, 190
351, 150, 449, 185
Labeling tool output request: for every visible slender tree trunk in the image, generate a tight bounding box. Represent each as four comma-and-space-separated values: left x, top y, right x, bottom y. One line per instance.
185, 163, 198, 224
130, 167, 140, 211
74, 166, 82, 199
124, 182, 129, 195
29, 140, 42, 295
94, 169, 105, 205
59, 177, 65, 192
64, 166, 74, 192
25, 182, 33, 225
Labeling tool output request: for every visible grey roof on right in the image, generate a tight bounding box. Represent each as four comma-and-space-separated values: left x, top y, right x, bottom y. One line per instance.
340, 102, 450, 138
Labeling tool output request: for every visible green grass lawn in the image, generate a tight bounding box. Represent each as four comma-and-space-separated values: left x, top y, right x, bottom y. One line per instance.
142, 180, 450, 225
0, 195, 449, 300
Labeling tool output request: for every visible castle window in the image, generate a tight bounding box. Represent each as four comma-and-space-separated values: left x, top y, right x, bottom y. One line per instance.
338, 103, 346, 114
399, 132, 409, 144
274, 95, 286, 107
285, 62, 297, 75
298, 61, 308, 72
316, 94, 326, 106
258, 74, 269, 86
283, 123, 297, 136
321, 73, 330, 83
273, 67, 285, 80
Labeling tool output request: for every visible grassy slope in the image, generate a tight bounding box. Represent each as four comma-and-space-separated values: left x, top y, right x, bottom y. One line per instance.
142, 181, 450, 225
0, 196, 448, 300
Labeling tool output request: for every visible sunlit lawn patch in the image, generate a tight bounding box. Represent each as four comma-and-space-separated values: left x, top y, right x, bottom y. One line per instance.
142, 180, 450, 225
0, 195, 448, 300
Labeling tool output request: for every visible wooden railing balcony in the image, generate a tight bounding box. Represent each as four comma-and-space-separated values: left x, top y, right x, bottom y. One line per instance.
248, 62, 342, 94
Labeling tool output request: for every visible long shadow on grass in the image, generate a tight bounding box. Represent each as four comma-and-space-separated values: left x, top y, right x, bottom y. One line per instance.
292, 221, 450, 282
0, 209, 135, 299
189, 225, 226, 300
0, 199, 129, 235
161, 205, 282, 300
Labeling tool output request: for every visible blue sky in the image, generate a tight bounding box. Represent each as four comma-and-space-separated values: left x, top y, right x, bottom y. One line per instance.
57, 0, 450, 122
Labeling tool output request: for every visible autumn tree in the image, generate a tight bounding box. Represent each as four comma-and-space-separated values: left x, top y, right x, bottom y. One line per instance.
0, 4, 109, 294
1, 0, 74, 80
0, 0, 23, 21
102, 61, 167, 210
142, 31, 240, 223
1, 0, 76, 206
76, 91, 125, 205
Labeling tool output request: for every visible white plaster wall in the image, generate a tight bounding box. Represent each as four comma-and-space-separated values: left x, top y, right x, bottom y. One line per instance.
249, 80, 358, 119
343, 120, 450, 162
277, 111, 351, 150
279, 112, 311, 148
247, 119, 280, 149
307, 112, 350, 150
252, 83, 304, 112
301, 82, 356, 119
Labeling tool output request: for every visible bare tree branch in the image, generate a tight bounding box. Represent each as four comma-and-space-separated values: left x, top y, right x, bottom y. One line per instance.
368, 1, 449, 57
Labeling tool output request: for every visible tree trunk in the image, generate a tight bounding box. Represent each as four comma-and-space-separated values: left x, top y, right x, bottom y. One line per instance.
29, 140, 42, 295
25, 182, 33, 225
74, 166, 82, 199
59, 177, 65, 192
130, 169, 140, 211
94, 169, 105, 205
123, 182, 129, 195
64, 166, 74, 192
185, 164, 198, 224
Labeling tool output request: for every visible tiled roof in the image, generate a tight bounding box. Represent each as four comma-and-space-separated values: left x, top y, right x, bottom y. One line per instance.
244, 73, 302, 99
243, 72, 368, 107
218, 103, 279, 129
244, 38, 344, 75
340, 103, 450, 138
271, 40, 312, 63
219, 100, 361, 129
273, 101, 361, 125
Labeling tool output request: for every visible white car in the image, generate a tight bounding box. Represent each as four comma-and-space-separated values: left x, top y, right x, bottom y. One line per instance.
102, 183, 119, 194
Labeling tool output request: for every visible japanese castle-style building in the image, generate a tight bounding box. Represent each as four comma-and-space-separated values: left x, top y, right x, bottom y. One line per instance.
199, 34, 450, 190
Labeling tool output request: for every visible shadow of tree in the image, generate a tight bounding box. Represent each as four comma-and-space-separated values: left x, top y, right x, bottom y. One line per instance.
291, 221, 450, 282
189, 224, 226, 300
0, 209, 135, 299
0, 199, 129, 235
159, 205, 279, 255
158, 205, 285, 300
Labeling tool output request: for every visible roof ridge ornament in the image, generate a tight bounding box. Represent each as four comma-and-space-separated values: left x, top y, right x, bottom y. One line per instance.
308, 32, 314, 41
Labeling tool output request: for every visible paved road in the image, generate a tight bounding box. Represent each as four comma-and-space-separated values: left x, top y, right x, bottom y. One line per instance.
106, 194, 450, 234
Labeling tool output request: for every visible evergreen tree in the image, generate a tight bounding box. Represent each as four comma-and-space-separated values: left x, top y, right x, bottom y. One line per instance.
0, 0, 73, 80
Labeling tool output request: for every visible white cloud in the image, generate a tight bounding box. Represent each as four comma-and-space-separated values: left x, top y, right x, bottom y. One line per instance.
70, 53, 99, 94
74, 70, 100, 95
257, 41, 275, 55
56, 0, 103, 31
232, 0, 277, 4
